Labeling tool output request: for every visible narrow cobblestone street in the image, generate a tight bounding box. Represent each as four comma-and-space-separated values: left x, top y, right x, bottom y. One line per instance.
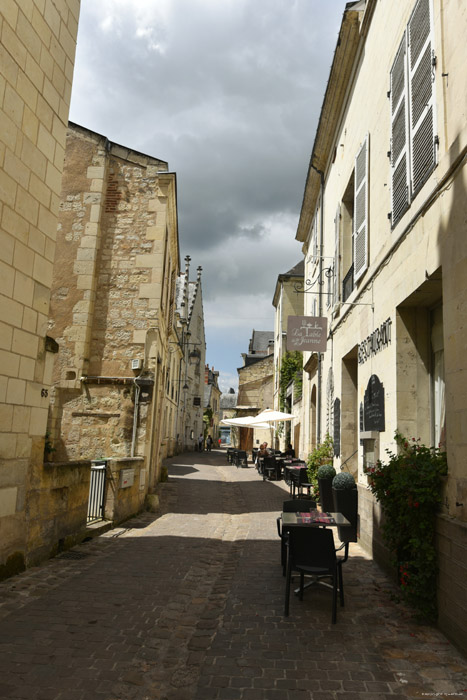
0, 449, 466, 700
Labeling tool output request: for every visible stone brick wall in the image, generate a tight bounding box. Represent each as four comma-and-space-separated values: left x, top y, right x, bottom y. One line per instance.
105, 457, 147, 524
237, 355, 274, 411
49, 125, 176, 474
0, 0, 80, 576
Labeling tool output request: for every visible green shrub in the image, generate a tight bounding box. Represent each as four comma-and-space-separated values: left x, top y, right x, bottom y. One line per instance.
306, 434, 334, 500
364, 431, 447, 622
332, 471, 356, 490
317, 464, 336, 479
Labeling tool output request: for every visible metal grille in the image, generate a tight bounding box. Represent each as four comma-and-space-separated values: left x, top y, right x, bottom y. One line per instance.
87, 461, 106, 523
58, 551, 90, 560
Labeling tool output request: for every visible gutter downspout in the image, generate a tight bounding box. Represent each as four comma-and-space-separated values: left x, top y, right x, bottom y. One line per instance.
310, 163, 325, 445
130, 381, 141, 458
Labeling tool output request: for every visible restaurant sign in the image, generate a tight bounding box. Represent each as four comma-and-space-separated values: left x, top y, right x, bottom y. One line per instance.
287, 316, 328, 352
358, 317, 392, 365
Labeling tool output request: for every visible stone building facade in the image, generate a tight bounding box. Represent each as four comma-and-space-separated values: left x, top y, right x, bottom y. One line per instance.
236, 331, 274, 451
295, 0, 467, 652
0, 1, 80, 577
204, 365, 221, 444
272, 260, 304, 452
175, 258, 206, 452
48, 123, 181, 494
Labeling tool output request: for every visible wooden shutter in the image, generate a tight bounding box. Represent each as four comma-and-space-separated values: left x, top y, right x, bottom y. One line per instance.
353, 135, 369, 282
332, 204, 341, 307
407, 0, 436, 196
390, 33, 410, 226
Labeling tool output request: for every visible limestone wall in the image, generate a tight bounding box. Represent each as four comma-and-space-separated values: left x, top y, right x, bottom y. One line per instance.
49, 125, 177, 481
0, 0, 80, 576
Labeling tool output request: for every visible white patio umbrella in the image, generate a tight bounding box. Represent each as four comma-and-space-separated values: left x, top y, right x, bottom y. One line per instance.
247, 408, 296, 450
249, 408, 296, 423
220, 417, 271, 429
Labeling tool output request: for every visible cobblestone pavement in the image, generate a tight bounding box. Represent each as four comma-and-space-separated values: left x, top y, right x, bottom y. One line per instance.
0, 449, 466, 700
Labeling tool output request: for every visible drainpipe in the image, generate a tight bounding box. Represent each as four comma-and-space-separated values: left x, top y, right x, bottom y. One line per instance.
310, 163, 325, 445
130, 380, 141, 457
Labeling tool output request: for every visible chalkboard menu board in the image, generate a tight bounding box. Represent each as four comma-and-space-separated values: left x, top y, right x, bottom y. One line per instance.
333, 397, 341, 457
364, 375, 385, 432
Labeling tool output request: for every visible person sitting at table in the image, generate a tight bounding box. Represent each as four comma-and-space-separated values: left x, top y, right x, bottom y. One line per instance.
283, 443, 295, 458
258, 442, 269, 457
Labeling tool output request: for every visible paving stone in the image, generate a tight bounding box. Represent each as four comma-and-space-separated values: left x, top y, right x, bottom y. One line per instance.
0, 449, 465, 700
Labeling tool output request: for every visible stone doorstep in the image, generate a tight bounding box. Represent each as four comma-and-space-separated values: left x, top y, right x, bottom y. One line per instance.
84, 519, 113, 539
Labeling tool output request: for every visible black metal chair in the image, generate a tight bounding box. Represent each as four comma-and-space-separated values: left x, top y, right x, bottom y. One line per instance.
284, 526, 344, 623
262, 456, 279, 481
277, 499, 317, 575
235, 450, 248, 468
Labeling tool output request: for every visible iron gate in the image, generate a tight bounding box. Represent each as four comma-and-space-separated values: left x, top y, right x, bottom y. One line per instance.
87, 461, 107, 523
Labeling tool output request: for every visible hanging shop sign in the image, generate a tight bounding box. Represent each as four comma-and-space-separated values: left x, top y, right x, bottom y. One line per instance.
363, 374, 385, 432
358, 317, 392, 364
286, 316, 328, 352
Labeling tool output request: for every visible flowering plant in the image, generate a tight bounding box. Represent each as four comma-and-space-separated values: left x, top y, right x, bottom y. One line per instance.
364, 431, 447, 621
306, 434, 334, 499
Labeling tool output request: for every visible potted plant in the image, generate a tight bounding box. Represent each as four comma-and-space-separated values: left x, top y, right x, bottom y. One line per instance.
317, 464, 336, 512
332, 471, 358, 544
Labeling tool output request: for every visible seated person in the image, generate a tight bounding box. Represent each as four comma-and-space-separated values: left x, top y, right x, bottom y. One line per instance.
283, 443, 295, 458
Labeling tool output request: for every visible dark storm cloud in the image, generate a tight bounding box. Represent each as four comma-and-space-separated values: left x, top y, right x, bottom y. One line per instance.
70, 0, 345, 378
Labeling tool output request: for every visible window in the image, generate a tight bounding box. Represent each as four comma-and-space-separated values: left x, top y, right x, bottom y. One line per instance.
354, 135, 369, 282
341, 172, 355, 302
333, 135, 369, 308
390, 0, 436, 227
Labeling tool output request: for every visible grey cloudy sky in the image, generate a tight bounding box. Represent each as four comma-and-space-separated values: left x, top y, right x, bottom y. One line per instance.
69, 0, 345, 391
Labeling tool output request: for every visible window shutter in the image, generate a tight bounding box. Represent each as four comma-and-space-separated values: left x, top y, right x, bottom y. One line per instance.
353, 135, 369, 282
390, 33, 410, 226
332, 204, 341, 307
407, 0, 436, 195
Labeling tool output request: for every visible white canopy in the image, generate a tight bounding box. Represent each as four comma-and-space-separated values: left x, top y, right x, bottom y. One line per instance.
249, 408, 296, 423
220, 417, 272, 429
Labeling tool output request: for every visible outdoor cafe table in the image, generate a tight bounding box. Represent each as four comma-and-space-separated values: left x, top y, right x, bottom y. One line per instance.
281, 510, 351, 595
283, 463, 310, 498
282, 510, 350, 528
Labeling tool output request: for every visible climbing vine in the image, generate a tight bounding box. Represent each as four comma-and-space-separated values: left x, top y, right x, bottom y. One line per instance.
279, 352, 303, 411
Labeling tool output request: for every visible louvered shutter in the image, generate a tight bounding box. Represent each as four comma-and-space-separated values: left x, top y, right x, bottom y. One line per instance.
332, 205, 340, 307
353, 135, 369, 282
390, 33, 410, 227
407, 0, 436, 196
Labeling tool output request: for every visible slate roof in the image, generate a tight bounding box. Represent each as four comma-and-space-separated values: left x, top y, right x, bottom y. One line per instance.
248, 330, 274, 355
220, 391, 237, 409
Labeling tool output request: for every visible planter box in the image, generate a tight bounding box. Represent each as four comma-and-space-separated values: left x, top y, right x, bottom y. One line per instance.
332, 487, 358, 543
318, 477, 334, 512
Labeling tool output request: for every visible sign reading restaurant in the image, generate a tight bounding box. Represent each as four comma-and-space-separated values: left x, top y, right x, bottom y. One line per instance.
358, 317, 392, 365
287, 316, 328, 353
